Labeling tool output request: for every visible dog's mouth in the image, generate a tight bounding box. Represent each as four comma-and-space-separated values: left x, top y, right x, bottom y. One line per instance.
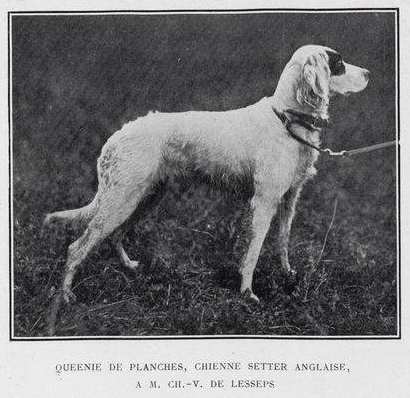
329, 88, 351, 97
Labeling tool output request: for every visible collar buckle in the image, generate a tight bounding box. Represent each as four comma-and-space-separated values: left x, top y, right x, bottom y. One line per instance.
313, 116, 329, 128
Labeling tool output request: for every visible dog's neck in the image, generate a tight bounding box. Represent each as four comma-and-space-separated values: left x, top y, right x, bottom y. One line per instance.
270, 65, 329, 121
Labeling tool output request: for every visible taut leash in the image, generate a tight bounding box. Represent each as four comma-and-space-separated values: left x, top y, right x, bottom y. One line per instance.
322, 141, 396, 157
273, 107, 396, 157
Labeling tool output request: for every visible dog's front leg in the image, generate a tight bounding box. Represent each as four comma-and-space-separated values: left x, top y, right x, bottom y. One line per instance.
278, 186, 302, 274
239, 191, 278, 302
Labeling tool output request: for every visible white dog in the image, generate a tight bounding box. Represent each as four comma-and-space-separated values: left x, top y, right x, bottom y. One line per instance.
44, 45, 369, 303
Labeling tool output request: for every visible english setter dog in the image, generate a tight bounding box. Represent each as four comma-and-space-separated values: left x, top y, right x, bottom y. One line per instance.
44, 45, 369, 303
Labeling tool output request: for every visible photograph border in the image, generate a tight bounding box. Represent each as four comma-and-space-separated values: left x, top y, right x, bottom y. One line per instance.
8, 7, 401, 341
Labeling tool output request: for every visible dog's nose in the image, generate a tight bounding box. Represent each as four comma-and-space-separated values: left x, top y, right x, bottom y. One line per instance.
363, 69, 370, 80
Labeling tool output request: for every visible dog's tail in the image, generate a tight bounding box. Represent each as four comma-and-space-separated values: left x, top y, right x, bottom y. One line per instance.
43, 194, 99, 230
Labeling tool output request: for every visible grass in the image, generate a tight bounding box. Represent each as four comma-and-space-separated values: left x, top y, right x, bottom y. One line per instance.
12, 13, 397, 337
13, 179, 397, 336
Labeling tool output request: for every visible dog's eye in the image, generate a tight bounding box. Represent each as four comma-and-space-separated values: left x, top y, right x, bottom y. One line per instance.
330, 59, 345, 76
326, 50, 346, 76
332, 60, 345, 76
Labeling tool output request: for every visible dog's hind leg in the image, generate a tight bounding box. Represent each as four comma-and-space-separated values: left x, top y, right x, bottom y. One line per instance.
111, 228, 139, 271
60, 179, 152, 303
61, 224, 104, 303
110, 179, 168, 271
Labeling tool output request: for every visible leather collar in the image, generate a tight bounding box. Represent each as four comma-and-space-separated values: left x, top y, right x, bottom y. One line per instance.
275, 108, 329, 131
272, 107, 326, 153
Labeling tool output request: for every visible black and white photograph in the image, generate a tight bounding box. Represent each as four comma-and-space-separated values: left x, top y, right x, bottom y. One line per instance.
11, 10, 398, 338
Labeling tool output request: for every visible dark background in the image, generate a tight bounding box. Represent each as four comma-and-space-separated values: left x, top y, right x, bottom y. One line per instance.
12, 12, 397, 336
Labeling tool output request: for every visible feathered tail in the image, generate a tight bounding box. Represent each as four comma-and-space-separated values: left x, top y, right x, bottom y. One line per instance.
43, 193, 99, 230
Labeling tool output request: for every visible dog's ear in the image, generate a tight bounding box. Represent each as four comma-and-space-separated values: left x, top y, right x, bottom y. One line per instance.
296, 54, 329, 109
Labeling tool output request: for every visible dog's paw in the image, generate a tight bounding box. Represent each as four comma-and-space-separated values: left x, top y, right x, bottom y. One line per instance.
125, 260, 139, 271
63, 290, 77, 304
289, 268, 298, 279
241, 288, 260, 303
283, 269, 299, 294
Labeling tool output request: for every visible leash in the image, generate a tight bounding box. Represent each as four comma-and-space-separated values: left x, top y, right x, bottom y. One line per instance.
322, 140, 396, 157
273, 107, 396, 157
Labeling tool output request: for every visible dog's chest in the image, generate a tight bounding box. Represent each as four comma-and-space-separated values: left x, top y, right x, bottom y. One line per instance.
291, 135, 320, 188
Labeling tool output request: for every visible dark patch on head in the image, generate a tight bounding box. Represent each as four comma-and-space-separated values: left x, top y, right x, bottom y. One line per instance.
326, 50, 346, 76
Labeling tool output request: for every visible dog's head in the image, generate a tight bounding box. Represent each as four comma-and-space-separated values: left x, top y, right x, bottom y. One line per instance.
284, 45, 370, 111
